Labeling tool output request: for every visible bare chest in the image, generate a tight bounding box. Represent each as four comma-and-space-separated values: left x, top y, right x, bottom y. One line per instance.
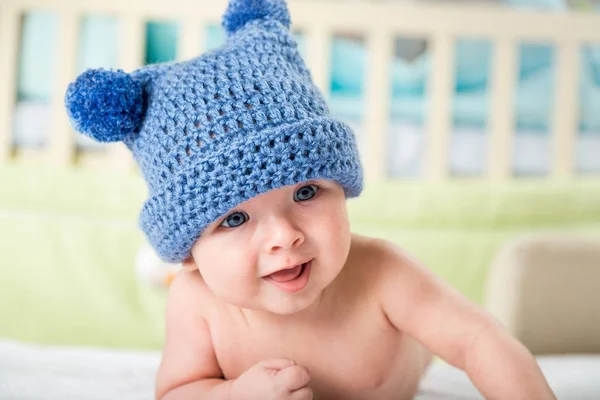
210, 308, 429, 400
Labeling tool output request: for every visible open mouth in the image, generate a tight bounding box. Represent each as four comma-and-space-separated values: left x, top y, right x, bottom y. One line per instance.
263, 259, 312, 293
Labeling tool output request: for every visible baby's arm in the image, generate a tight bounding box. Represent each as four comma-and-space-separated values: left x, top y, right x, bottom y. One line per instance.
155, 269, 313, 400
155, 270, 233, 400
374, 239, 556, 400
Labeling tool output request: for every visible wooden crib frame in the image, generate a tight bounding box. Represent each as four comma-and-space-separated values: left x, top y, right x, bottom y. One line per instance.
1, 0, 599, 182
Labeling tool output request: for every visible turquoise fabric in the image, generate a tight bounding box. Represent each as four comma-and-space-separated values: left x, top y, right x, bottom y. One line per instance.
329, 38, 600, 133
506, 0, 567, 10
16, 6, 600, 131
17, 13, 57, 101
77, 16, 118, 72
206, 24, 226, 50
18, 14, 118, 100
145, 22, 178, 65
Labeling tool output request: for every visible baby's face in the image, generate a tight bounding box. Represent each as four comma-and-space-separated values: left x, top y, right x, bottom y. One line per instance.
186, 179, 352, 315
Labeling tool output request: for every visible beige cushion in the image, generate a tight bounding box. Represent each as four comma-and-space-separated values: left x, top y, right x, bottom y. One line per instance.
484, 235, 600, 354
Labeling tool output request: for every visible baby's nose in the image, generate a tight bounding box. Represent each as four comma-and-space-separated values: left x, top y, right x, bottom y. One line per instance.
262, 216, 305, 253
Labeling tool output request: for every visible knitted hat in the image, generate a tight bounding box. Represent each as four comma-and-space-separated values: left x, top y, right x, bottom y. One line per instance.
65, 0, 363, 263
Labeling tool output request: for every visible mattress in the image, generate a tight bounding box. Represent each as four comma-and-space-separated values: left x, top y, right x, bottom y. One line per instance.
1, 339, 599, 399
12, 101, 600, 176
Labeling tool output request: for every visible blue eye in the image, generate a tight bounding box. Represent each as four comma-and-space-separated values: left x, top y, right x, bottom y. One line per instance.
220, 211, 249, 228
294, 184, 318, 202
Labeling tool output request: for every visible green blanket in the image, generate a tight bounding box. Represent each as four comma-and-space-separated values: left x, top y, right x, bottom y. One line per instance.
2, 165, 599, 349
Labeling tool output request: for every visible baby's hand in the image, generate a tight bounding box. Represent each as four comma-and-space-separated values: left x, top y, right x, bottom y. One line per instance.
230, 358, 313, 400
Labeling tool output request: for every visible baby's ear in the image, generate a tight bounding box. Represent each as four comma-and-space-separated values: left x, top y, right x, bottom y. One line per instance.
181, 256, 198, 272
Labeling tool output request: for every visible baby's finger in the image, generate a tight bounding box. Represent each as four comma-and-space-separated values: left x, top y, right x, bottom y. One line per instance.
275, 365, 311, 391
258, 358, 296, 372
290, 386, 313, 400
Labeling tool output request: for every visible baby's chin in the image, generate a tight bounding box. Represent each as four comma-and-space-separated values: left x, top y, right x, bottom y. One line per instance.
265, 296, 317, 315
263, 296, 319, 316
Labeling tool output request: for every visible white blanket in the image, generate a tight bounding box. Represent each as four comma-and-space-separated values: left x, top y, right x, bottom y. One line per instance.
1, 339, 599, 399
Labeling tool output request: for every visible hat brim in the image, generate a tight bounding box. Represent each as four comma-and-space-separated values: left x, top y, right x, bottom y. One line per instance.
139, 117, 363, 263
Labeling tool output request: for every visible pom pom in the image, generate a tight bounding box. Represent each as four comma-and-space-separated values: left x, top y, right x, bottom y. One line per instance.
222, 0, 291, 34
65, 68, 145, 142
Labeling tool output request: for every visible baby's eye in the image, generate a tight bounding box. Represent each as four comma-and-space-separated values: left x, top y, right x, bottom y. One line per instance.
294, 184, 319, 202
220, 211, 249, 228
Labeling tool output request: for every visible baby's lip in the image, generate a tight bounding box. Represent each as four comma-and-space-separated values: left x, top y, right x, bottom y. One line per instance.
263, 258, 313, 277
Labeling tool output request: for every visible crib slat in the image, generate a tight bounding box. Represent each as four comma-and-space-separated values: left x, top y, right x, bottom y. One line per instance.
118, 14, 145, 75
106, 14, 146, 171
178, 18, 205, 61
364, 30, 393, 182
489, 37, 517, 180
426, 33, 454, 181
0, 7, 20, 165
49, 10, 79, 166
552, 41, 580, 179
305, 26, 331, 96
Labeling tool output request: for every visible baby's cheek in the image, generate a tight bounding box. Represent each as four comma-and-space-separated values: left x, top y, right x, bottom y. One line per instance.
320, 205, 350, 238
202, 263, 257, 298
321, 208, 351, 260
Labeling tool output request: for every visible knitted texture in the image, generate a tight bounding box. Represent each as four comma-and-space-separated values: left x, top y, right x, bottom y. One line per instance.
65, 69, 144, 142
65, 0, 363, 263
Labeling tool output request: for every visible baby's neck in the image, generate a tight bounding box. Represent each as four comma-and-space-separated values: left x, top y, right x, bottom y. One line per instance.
239, 285, 337, 326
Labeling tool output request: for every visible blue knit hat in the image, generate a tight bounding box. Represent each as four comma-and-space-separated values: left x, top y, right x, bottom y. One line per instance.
65, 0, 363, 263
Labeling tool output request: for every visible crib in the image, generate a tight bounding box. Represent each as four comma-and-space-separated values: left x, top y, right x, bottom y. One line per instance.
2, 0, 600, 181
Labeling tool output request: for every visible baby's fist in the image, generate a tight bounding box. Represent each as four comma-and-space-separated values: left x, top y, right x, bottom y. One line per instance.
230, 358, 313, 400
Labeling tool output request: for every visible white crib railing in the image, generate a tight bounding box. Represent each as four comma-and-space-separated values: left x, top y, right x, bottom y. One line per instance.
1, 0, 599, 181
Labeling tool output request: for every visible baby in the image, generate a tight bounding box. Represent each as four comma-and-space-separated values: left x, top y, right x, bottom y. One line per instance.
65, 0, 557, 399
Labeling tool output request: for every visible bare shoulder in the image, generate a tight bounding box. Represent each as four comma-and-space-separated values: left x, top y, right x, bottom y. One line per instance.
349, 234, 449, 322
162, 268, 216, 324
155, 269, 222, 399
168, 268, 213, 307
338, 234, 420, 308
357, 234, 496, 368
348, 233, 421, 285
